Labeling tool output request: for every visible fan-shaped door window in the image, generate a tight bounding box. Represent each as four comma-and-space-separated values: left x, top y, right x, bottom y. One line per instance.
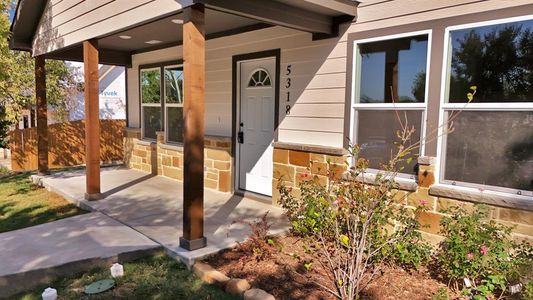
247, 68, 272, 88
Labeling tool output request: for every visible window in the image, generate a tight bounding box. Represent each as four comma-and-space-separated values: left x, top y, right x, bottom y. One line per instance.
351, 32, 430, 177
140, 62, 184, 143
248, 69, 271, 87
440, 17, 533, 195
140, 68, 161, 140
164, 66, 184, 143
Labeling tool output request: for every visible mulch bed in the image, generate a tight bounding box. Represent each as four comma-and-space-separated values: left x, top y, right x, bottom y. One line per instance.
205, 235, 457, 300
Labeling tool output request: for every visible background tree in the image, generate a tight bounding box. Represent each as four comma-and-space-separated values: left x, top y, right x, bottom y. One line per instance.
0, 0, 79, 147
449, 24, 533, 102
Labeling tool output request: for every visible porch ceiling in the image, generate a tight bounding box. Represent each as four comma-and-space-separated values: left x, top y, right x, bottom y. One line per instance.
10, 0, 358, 66
41, 9, 267, 67
98, 10, 261, 53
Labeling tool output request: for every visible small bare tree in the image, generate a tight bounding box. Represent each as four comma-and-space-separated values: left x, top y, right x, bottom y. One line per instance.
278, 87, 477, 299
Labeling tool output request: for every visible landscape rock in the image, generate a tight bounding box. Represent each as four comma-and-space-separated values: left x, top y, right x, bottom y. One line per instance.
192, 262, 230, 286
244, 288, 275, 300
225, 278, 251, 295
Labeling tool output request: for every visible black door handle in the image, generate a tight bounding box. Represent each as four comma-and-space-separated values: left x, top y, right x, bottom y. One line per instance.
238, 131, 244, 144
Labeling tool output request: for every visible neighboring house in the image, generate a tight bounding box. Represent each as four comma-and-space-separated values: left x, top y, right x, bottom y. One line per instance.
69, 63, 126, 121
14, 64, 125, 129
8, 0, 533, 249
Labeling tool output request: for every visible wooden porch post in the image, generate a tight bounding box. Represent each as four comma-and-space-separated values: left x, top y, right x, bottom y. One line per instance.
83, 39, 102, 200
35, 56, 49, 175
180, 3, 207, 251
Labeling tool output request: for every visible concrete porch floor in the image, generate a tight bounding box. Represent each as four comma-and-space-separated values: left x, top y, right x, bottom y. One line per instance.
33, 166, 290, 265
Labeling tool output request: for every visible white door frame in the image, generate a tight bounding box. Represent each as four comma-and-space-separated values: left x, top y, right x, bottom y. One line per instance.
232, 49, 280, 196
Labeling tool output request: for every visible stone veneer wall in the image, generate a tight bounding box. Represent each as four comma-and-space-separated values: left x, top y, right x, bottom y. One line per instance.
123, 128, 232, 193
272, 145, 347, 204
272, 145, 533, 244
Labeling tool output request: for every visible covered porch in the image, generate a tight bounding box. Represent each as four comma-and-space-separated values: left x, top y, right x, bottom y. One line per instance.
32, 166, 288, 265
10, 0, 357, 252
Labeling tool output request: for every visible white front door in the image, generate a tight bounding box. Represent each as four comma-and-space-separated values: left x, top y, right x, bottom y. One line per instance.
238, 58, 276, 196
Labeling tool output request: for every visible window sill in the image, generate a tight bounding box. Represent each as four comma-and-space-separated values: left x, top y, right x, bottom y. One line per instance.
429, 184, 533, 212
159, 142, 184, 152
273, 141, 346, 156
350, 172, 418, 192
136, 139, 156, 146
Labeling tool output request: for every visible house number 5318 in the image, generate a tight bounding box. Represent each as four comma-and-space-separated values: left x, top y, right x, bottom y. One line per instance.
285, 65, 292, 115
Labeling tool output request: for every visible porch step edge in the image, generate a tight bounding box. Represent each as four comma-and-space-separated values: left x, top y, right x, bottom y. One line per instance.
31, 174, 95, 212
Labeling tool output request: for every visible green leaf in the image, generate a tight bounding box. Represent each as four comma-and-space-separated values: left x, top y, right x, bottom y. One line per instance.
339, 234, 350, 247
303, 262, 313, 271
470, 86, 477, 91
467, 93, 474, 101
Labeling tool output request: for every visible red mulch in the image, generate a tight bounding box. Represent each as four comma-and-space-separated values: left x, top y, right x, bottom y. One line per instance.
205, 235, 457, 300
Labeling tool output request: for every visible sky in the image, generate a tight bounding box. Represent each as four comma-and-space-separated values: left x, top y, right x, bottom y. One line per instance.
8, 9, 13, 22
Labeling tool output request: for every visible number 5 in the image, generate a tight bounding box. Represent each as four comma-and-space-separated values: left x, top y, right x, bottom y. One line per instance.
286, 65, 292, 76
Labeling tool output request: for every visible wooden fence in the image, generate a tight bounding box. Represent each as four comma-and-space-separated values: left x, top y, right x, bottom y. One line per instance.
10, 119, 125, 171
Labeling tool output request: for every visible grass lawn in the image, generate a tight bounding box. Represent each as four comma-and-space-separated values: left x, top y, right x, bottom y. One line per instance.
12, 254, 239, 300
0, 172, 85, 233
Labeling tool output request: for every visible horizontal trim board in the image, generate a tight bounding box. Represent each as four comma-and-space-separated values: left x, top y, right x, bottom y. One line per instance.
273, 141, 346, 156
430, 184, 533, 212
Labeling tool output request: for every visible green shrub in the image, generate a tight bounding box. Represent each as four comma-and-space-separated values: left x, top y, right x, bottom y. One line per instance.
391, 223, 432, 270
435, 205, 533, 298
278, 143, 430, 299
238, 211, 276, 261
523, 281, 533, 300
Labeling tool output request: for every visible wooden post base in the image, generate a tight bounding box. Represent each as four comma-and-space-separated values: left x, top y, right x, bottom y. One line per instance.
84, 192, 104, 201
179, 236, 207, 251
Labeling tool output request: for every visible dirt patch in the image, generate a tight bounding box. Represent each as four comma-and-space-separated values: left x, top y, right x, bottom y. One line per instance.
205, 235, 456, 300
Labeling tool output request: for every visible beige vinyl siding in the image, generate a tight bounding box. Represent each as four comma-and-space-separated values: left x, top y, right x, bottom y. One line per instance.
129, 26, 347, 147
344, 0, 533, 39
32, 0, 187, 56
124, 0, 532, 149
126, 67, 140, 128
50, 0, 86, 17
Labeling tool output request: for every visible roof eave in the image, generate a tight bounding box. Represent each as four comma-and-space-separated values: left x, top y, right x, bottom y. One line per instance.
9, 0, 48, 53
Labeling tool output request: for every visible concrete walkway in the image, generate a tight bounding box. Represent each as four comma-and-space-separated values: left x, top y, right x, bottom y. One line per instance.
33, 166, 289, 265
0, 212, 161, 297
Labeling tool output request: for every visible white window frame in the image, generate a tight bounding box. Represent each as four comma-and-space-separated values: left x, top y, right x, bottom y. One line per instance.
163, 64, 184, 144
140, 67, 162, 141
247, 68, 272, 88
435, 14, 533, 197
350, 30, 433, 180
